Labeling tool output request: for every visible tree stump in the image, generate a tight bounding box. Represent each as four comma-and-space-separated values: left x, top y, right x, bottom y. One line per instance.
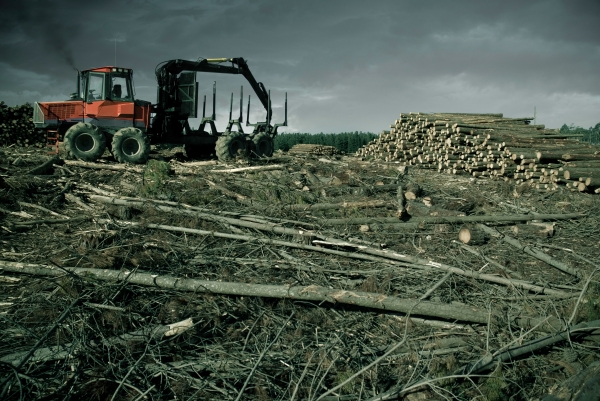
404, 182, 422, 200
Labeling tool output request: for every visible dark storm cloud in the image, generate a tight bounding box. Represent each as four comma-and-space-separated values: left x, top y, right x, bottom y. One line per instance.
0, 0, 598, 131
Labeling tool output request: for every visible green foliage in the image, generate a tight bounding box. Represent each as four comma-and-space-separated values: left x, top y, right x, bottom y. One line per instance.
139, 160, 171, 198
274, 131, 379, 154
334, 370, 357, 394
560, 122, 600, 144
480, 368, 508, 401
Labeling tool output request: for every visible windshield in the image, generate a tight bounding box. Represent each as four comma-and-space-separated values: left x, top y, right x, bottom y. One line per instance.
87, 73, 105, 102
110, 73, 132, 101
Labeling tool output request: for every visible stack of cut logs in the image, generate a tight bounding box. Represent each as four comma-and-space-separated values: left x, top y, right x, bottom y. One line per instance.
357, 112, 600, 194
288, 143, 341, 156
0, 102, 45, 147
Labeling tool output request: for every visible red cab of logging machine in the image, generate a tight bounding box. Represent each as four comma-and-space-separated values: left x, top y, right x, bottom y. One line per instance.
34, 66, 151, 132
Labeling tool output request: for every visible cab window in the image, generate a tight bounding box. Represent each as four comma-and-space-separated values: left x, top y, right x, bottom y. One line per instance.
87, 73, 105, 102
110, 73, 132, 101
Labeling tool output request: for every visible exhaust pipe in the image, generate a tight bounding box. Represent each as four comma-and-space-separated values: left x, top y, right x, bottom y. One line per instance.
75, 69, 80, 99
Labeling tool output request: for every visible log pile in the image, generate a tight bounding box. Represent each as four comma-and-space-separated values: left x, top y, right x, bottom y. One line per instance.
288, 143, 341, 156
357, 112, 600, 193
0, 102, 46, 147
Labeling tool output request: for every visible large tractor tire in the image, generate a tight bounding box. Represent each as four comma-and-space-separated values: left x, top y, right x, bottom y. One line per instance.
215, 132, 247, 162
63, 122, 106, 162
111, 127, 150, 164
251, 132, 274, 157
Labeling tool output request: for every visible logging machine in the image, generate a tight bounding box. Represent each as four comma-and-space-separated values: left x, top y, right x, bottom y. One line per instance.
33, 57, 287, 163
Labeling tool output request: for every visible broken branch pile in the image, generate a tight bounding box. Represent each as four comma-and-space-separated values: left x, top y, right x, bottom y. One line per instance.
357, 112, 600, 193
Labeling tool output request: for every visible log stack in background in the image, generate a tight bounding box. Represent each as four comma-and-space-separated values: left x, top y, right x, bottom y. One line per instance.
288, 143, 341, 156
0, 102, 46, 148
357, 112, 600, 194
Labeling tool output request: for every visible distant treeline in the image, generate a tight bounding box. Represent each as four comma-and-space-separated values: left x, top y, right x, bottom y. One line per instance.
560, 123, 600, 144
274, 131, 379, 154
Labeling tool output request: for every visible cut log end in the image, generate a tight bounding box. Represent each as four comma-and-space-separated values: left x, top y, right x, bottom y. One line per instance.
511, 223, 555, 238
458, 226, 489, 245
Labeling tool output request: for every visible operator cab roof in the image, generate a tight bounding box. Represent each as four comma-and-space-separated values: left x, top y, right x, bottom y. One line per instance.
83, 66, 133, 73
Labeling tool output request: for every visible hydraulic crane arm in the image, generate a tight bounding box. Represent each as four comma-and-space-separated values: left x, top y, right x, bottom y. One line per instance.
155, 57, 270, 114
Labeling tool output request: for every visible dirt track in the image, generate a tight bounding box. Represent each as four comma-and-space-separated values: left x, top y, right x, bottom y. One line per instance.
1, 145, 599, 400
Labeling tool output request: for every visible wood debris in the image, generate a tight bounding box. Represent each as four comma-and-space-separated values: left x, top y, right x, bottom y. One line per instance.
0, 140, 599, 401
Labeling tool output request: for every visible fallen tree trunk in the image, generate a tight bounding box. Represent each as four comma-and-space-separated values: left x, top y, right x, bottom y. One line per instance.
285, 200, 390, 211
64, 160, 144, 173
210, 164, 284, 173
322, 212, 585, 226
0, 260, 490, 324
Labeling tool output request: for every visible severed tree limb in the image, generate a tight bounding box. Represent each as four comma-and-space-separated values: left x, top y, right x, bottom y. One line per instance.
26, 156, 61, 175
175, 160, 219, 167
64, 193, 94, 210
64, 159, 144, 172
0, 260, 491, 324
210, 164, 284, 173
205, 179, 253, 204
9, 216, 90, 227
17, 202, 68, 219
76, 182, 118, 196
419, 272, 452, 301
478, 224, 583, 278
453, 240, 523, 279
0, 317, 193, 367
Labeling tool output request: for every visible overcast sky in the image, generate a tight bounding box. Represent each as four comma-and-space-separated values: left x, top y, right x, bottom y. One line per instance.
1, 0, 598, 133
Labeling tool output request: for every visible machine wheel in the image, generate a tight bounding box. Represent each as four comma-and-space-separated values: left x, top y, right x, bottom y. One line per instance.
215, 132, 247, 162
111, 127, 150, 164
251, 132, 274, 157
185, 132, 214, 159
63, 122, 106, 162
